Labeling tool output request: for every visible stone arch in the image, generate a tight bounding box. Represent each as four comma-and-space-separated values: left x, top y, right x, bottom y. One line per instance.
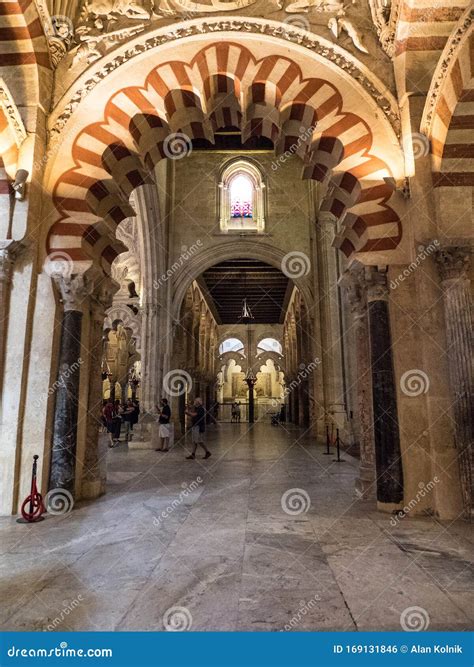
421, 7, 474, 182
253, 350, 285, 373
219, 351, 247, 368
44, 24, 405, 270
256, 335, 284, 355
218, 337, 246, 356
171, 240, 313, 323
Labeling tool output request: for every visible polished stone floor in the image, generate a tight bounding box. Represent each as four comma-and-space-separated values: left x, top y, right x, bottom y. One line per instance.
0, 423, 472, 632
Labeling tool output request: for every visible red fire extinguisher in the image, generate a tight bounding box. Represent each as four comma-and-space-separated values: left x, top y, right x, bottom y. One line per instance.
18, 455, 45, 523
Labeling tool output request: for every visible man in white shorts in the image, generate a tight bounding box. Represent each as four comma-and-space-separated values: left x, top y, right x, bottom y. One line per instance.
185, 397, 211, 459
155, 398, 171, 452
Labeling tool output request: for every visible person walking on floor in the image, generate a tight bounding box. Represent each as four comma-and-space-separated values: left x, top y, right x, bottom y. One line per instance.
122, 398, 135, 442
155, 398, 171, 452
232, 401, 241, 423
185, 397, 211, 459
103, 399, 120, 448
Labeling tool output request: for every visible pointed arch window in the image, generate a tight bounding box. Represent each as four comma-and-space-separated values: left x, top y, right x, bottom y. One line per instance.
219, 159, 265, 232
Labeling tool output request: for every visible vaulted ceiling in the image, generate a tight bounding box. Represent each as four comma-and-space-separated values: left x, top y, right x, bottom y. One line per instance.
200, 259, 291, 325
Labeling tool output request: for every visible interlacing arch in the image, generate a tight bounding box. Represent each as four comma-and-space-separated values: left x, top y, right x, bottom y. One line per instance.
49, 41, 403, 267
421, 7, 474, 187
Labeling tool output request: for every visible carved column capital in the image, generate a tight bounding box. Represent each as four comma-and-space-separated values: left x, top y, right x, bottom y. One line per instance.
339, 267, 367, 317
52, 268, 102, 312
0, 241, 24, 283
435, 247, 471, 284
364, 266, 389, 302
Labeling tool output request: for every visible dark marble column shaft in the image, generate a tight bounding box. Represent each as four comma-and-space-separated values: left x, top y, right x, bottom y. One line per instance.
366, 269, 404, 505
49, 308, 83, 492
49, 273, 93, 494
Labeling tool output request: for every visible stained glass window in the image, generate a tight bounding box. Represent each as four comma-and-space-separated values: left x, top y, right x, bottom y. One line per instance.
230, 174, 253, 218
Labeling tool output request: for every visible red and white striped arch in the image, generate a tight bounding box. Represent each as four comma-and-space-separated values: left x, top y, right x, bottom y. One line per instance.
0, 80, 27, 232
46, 38, 404, 269
422, 7, 474, 187
0, 0, 51, 93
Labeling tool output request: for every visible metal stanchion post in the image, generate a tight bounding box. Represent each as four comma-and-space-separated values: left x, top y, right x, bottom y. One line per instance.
333, 428, 345, 463
323, 423, 331, 455
17, 455, 46, 523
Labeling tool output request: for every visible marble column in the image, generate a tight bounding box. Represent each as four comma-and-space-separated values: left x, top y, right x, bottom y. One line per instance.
366, 267, 404, 507
435, 248, 473, 515
140, 302, 161, 413
341, 267, 376, 498
82, 276, 118, 499
316, 214, 348, 429
0, 241, 23, 398
49, 273, 91, 493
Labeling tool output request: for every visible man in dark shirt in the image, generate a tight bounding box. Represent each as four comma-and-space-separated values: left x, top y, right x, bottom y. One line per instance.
185, 397, 211, 460
155, 398, 172, 452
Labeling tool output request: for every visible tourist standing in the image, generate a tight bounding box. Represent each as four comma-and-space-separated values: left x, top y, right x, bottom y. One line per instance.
103, 399, 119, 448
121, 399, 135, 441
155, 398, 172, 452
185, 398, 211, 459
231, 401, 241, 423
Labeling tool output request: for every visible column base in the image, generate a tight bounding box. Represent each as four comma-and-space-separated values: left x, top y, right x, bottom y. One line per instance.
328, 404, 352, 443
127, 439, 155, 450
81, 478, 106, 500
376, 500, 404, 514
355, 464, 376, 499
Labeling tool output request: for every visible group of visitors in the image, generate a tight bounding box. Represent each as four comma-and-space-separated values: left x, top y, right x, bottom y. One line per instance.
154, 397, 211, 459
102, 398, 140, 448
103, 395, 213, 459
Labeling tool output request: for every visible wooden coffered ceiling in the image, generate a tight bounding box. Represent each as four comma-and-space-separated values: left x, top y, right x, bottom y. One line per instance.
200, 259, 292, 325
